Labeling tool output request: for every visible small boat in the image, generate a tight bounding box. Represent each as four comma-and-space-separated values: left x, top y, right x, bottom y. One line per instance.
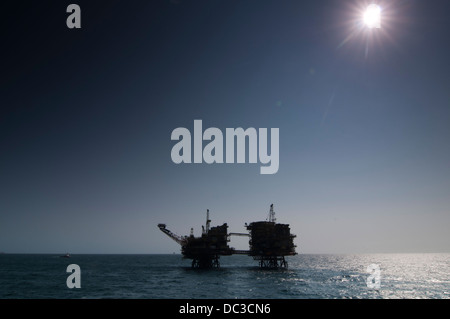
60, 253, 70, 258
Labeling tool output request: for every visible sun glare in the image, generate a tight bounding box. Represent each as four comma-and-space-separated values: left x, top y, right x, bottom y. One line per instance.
364, 4, 381, 29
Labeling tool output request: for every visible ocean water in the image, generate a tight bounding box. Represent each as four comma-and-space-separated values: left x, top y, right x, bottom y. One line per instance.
0, 253, 449, 299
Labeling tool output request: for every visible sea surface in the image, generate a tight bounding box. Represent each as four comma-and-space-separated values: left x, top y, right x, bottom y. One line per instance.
0, 253, 449, 299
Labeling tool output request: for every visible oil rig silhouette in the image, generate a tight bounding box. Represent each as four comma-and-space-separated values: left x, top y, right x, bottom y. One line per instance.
158, 204, 297, 268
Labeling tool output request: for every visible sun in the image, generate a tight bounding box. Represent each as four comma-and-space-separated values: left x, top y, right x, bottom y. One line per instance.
363, 4, 381, 29
336, 1, 398, 58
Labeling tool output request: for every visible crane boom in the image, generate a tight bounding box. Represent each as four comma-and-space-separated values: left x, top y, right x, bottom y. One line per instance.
157, 224, 186, 246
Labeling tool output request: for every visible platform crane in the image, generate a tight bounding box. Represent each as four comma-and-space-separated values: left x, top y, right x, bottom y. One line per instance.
157, 224, 187, 246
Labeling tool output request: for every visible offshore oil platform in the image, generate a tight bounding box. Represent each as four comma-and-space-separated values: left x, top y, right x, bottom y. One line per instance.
157, 204, 297, 269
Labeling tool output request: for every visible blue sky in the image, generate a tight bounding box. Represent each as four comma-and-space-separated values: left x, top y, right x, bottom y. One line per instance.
1, 0, 449, 254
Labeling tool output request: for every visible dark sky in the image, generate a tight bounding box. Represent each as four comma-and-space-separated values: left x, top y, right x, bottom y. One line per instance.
1, 0, 450, 253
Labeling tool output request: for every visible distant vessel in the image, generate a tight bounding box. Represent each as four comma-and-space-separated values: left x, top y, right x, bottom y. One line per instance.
60, 253, 70, 258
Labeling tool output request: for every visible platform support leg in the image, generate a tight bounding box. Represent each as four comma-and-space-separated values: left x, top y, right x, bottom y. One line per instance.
191, 255, 220, 269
